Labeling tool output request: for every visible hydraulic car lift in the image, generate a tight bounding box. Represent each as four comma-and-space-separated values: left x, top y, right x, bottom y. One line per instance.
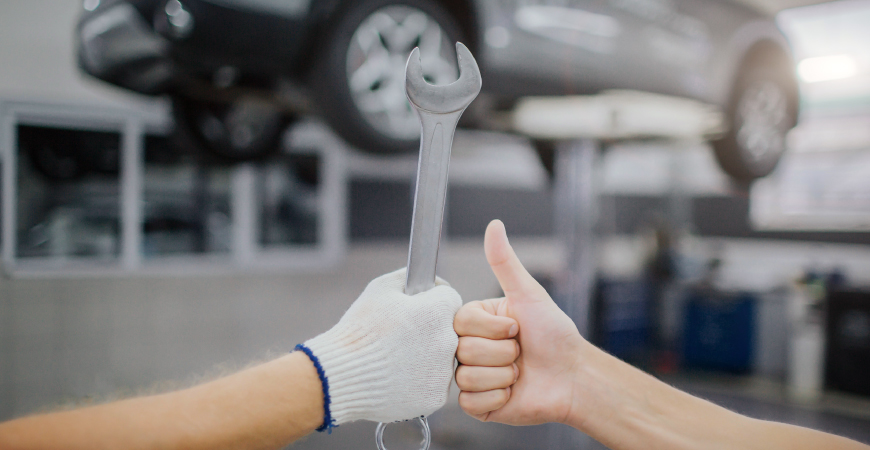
512, 90, 724, 447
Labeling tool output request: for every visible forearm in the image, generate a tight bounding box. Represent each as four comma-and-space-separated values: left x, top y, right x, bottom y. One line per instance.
569, 343, 869, 450
565, 342, 728, 449
0, 352, 323, 450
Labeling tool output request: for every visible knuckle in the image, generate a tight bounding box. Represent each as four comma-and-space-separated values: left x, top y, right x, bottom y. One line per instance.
455, 367, 472, 388
453, 312, 469, 332
456, 339, 472, 362
496, 367, 513, 386
458, 392, 478, 413
484, 319, 503, 337
494, 340, 513, 361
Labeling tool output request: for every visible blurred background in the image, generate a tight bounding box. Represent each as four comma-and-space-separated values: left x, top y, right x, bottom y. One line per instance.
1, 0, 869, 448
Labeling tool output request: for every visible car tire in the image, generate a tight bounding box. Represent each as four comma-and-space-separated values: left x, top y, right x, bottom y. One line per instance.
172, 95, 289, 163
712, 65, 798, 182
310, 0, 465, 154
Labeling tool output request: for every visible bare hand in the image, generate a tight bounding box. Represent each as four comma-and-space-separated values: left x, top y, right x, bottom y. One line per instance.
454, 220, 586, 425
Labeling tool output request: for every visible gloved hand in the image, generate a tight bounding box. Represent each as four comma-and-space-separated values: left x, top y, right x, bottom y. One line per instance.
296, 268, 462, 431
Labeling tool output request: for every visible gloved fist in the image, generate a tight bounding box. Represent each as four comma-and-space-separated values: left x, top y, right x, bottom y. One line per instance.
298, 268, 462, 430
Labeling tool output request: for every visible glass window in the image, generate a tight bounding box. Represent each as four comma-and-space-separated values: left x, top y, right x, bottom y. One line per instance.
16, 125, 121, 259
142, 135, 232, 257
259, 154, 320, 248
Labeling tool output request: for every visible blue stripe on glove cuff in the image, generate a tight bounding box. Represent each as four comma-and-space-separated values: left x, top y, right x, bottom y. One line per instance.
294, 344, 336, 433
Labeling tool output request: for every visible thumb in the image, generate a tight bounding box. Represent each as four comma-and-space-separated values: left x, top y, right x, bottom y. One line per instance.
484, 220, 545, 300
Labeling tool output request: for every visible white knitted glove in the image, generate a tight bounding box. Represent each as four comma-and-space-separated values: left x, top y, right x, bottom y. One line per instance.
296, 268, 462, 431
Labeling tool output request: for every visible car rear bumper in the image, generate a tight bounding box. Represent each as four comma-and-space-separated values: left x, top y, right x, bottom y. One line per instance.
77, 2, 174, 95
77, 0, 314, 96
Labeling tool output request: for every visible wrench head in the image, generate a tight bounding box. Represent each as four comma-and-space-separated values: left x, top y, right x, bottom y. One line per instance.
405, 42, 481, 114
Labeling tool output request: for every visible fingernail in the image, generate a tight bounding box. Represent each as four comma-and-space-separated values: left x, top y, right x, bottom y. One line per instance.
515, 341, 521, 357
512, 363, 519, 382
508, 324, 517, 337
505, 386, 511, 397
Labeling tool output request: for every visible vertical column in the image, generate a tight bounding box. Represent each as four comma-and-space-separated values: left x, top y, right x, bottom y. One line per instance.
549, 138, 600, 450
655, 142, 694, 351
231, 163, 258, 265
0, 113, 11, 413
1, 113, 16, 269
668, 142, 693, 233
552, 138, 598, 337
121, 119, 144, 270
317, 135, 348, 263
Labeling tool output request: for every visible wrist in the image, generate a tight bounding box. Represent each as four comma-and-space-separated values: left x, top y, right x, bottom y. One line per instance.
564, 344, 664, 448
274, 352, 326, 436
563, 339, 607, 430
564, 343, 750, 450
294, 343, 338, 432
563, 339, 662, 436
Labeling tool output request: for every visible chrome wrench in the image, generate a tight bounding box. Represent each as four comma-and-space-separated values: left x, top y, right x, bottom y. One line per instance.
403, 42, 481, 296
374, 42, 481, 450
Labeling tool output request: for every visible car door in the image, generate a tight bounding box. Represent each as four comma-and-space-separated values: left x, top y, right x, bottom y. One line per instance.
480, 0, 710, 100
476, 0, 681, 97
475, 0, 618, 96
604, 0, 717, 98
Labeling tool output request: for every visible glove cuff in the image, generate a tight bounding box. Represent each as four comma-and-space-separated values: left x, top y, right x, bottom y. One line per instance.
293, 344, 337, 433
299, 327, 393, 429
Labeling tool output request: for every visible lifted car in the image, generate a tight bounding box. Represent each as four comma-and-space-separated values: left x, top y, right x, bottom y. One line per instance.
76, 0, 799, 182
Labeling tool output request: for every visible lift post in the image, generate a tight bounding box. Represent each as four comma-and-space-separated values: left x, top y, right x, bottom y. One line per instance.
512, 90, 724, 448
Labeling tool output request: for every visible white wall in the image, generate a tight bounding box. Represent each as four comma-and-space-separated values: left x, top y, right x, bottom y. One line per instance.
0, 0, 159, 108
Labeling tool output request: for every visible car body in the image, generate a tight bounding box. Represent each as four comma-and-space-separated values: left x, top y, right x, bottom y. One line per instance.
76, 0, 799, 181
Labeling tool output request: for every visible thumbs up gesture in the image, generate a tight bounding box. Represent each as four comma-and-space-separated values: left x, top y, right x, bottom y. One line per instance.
453, 220, 587, 426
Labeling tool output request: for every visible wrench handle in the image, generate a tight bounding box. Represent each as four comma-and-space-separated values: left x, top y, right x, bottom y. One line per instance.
405, 110, 463, 295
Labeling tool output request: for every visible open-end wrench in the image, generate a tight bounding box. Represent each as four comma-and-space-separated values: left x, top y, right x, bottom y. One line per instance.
403, 42, 481, 296
374, 43, 480, 450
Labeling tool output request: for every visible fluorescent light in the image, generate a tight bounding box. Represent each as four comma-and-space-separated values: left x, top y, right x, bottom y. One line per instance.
797, 54, 858, 83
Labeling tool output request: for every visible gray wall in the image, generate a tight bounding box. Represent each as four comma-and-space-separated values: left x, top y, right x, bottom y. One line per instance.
0, 0, 155, 108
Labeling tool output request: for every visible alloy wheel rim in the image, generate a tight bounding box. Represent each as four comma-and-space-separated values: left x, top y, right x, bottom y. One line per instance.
346, 5, 457, 141
736, 80, 789, 164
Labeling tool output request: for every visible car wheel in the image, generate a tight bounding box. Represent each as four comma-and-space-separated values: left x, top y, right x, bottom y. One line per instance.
712, 66, 798, 182
172, 96, 289, 162
311, 0, 464, 154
